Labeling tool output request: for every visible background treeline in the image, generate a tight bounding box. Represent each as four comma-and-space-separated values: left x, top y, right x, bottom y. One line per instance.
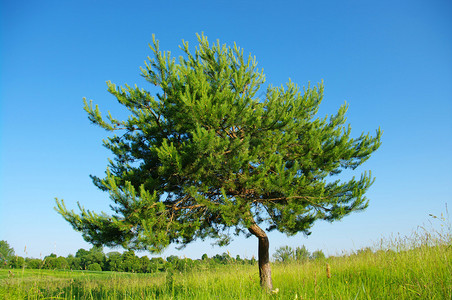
0, 240, 325, 273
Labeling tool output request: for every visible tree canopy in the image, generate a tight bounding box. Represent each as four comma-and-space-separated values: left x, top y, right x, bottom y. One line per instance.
55, 34, 381, 289
0, 240, 15, 265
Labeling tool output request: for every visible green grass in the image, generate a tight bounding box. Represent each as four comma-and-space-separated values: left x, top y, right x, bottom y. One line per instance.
1, 224, 451, 299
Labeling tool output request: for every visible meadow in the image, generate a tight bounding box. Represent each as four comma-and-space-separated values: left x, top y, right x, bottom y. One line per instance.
1, 220, 450, 299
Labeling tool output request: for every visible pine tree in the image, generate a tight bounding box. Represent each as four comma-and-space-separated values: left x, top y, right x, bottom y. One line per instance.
56, 34, 381, 291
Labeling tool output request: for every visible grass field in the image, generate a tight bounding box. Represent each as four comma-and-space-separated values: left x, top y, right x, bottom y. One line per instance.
1, 223, 451, 299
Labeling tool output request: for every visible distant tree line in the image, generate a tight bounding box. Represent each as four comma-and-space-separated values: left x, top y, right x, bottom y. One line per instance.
272, 245, 325, 262
1, 240, 325, 273
1, 240, 256, 273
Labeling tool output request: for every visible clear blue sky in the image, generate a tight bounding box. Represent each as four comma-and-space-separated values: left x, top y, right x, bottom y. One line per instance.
1, 0, 451, 260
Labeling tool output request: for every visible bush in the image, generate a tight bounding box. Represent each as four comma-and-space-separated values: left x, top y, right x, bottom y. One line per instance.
295, 246, 310, 261
25, 258, 43, 269
87, 263, 102, 272
273, 246, 294, 262
10, 256, 25, 268
311, 250, 326, 260
273, 245, 311, 262
175, 258, 195, 272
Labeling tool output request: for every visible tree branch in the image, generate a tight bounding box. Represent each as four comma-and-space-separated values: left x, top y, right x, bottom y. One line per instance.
261, 195, 331, 212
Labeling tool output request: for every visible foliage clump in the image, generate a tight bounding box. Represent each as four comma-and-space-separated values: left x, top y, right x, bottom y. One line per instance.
55, 33, 381, 251
272, 245, 323, 262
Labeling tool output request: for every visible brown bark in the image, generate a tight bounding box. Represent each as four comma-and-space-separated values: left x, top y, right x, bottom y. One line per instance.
248, 223, 273, 291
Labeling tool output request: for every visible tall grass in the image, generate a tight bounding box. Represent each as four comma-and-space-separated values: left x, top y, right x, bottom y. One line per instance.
1, 214, 450, 299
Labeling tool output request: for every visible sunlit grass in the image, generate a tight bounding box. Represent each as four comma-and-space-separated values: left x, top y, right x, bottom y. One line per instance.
1, 214, 450, 299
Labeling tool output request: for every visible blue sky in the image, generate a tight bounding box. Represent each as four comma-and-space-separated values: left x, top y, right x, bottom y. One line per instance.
1, 0, 451, 260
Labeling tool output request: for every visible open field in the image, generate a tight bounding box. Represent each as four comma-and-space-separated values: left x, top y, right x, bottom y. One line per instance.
1, 234, 450, 299
2, 215, 451, 299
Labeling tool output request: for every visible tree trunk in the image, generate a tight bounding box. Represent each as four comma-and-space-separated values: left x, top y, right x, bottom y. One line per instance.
248, 223, 273, 291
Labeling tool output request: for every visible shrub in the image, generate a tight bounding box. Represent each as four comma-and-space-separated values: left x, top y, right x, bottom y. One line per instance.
87, 263, 102, 272
273, 245, 294, 262
295, 246, 310, 261
311, 250, 326, 260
